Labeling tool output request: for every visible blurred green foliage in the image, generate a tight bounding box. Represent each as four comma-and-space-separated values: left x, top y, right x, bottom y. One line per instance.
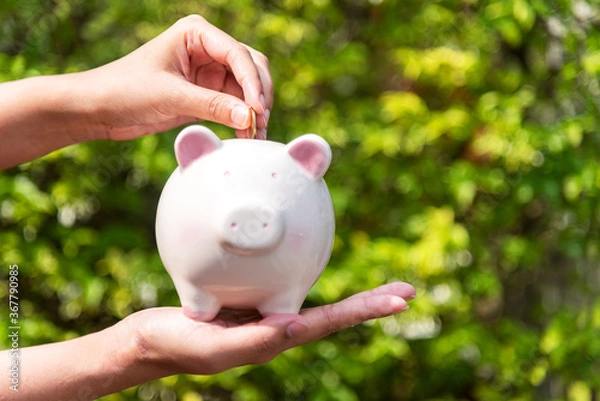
1, 0, 600, 400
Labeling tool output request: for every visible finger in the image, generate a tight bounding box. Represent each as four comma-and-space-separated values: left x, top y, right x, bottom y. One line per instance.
220, 72, 259, 139
345, 282, 416, 302
203, 64, 267, 139
243, 45, 273, 124
289, 293, 409, 345
219, 72, 259, 139
215, 284, 415, 363
192, 61, 228, 92
213, 293, 408, 369
175, 80, 251, 129
189, 16, 265, 114
235, 119, 267, 140
243, 46, 271, 140
222, 70, 244, 100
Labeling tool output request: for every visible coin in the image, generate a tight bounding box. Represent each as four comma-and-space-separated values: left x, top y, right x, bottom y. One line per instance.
250, 108, 257, 139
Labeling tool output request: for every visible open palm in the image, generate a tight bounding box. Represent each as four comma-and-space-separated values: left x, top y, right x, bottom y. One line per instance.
121, 282, 416, 376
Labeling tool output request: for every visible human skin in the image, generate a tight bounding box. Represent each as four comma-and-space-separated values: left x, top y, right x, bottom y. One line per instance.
0, 15, 272, 170
0, 14, 416, 400
2, 283, 415, 400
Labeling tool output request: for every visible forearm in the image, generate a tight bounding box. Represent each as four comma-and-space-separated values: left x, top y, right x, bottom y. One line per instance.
1, 322, 167, 401
0, 73, 102, 170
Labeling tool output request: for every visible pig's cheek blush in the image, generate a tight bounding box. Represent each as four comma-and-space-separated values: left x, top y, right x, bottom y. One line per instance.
180, 227, 197, 244
287, 231, 306, 250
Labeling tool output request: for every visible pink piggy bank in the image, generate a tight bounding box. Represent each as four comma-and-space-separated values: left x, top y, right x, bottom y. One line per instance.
155, 125, 335, 321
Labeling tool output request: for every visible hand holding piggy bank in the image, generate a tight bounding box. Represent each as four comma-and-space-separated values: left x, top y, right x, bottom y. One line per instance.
156, 125, 335, 321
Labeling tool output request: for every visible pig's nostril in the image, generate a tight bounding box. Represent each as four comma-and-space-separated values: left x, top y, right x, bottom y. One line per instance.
220, 208, 284, 254
271, 172, 278, 179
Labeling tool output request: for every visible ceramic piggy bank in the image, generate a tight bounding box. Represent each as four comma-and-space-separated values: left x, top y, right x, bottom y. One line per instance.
155, 125, 335, 321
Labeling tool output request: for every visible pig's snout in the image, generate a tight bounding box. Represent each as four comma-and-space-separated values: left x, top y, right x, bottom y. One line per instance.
219, 204, 285, 255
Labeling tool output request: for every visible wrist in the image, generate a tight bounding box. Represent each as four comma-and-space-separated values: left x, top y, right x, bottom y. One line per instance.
0, 74, 106, 169
115, 312, 177, 381
46, 72, 108, 143
13, 73, 107, 145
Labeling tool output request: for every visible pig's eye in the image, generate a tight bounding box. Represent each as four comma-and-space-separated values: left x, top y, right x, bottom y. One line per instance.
271, 172, 278, 179
224, 170, 231, 177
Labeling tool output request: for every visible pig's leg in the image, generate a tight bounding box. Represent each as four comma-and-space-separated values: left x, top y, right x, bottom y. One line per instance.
258, 289, 305, 317
174, 280, 221, 321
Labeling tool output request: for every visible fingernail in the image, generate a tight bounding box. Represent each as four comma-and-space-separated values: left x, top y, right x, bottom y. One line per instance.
259, 94, 266, 110
263, 109, 270, 125
259, 128, 267, 140
405, 294, 417, 301
231, 105, 250, 128
286, 321, 309, 339
391, 297, 409, 312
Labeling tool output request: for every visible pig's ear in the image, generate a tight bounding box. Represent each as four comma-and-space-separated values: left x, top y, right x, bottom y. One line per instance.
286, 134, 332, 179
175, 125, 222, 169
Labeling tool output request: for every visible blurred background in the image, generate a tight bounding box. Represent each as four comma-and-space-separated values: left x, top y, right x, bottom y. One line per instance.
1, 0, 600, 400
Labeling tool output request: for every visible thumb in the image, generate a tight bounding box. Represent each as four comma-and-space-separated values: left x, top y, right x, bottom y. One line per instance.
175, 82, 252, 130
